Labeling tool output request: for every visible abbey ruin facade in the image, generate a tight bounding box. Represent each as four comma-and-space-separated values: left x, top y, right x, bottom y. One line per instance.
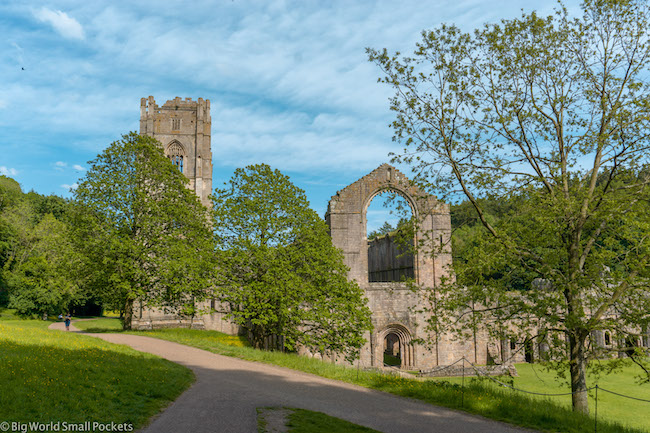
131, 96, 523, 369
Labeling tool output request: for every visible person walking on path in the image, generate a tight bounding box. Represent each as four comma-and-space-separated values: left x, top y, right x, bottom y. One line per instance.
64, 313, 71, 331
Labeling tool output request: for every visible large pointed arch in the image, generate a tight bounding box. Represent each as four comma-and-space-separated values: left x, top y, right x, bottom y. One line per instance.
325, 163, 451, 287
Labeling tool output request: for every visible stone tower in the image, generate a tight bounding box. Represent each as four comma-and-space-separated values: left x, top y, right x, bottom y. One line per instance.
139, 96, 212, 207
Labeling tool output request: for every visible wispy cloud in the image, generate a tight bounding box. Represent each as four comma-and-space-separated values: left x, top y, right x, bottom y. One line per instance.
73, 164, 85, 171
0, 166, 18, 177
61, 183, 78, 191
10, 41, 24, 67
3, 0, 582, 202
33, 7, 85, 40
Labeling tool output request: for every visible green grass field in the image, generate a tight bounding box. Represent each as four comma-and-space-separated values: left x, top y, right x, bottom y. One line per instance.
74, 317, 649, 433
257, 407, 380, 433
424, 362, 650, 431
286, 408, 381, 433
0, 315, 193, 430
512, 363, 650, 432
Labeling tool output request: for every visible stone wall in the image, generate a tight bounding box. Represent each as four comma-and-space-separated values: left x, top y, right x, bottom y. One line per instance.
367, 233, 414, 282
326, 164, 481, 370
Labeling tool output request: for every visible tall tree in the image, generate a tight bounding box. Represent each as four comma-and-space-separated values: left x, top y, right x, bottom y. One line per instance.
213, 164, 372, 361
72, 132, 214, 329
369, 0, 650, 413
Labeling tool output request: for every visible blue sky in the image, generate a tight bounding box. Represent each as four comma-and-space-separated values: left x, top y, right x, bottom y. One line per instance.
1, 0, 579, 232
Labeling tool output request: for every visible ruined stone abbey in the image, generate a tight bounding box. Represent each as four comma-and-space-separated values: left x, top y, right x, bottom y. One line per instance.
132, 96, 522, 369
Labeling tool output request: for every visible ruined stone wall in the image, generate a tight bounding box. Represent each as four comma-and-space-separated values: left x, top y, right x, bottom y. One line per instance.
132, 299, 240, 335
367, 233, 414, 282
326, 164, 487, 369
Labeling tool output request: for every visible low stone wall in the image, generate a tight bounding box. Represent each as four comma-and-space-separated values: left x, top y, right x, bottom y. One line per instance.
419, 364, 517, 378
132, 319, 205, 330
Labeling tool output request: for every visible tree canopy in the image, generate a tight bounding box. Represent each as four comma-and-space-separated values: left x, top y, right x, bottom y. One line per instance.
212, 164, 372, 361
0, 177, 83, 317
72, 132, 214, 329
370, 0, 650, 413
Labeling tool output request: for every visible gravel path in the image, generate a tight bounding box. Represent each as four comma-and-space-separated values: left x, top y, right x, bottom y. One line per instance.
49, 321, 535, 433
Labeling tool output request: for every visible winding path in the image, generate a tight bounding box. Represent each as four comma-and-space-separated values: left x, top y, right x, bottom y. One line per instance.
49, 322, 534, 433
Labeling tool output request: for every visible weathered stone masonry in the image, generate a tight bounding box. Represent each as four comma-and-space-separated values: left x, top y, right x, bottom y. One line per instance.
140, 96, 213, 208
325, 164, 488, 368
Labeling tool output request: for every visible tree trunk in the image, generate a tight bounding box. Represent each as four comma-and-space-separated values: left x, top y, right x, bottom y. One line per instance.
123, 298, 134, 330
568, 331, 589, 414
249, 323, 265, 349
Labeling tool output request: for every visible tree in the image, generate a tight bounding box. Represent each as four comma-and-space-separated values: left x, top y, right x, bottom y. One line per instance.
368, 221, 395, 240
72, 132, 214, 329
6, 214, 80, 317
0, 181, 82, 316
0, 176, 22, 212
212, 164, 372, 361
369, 0, 650, 414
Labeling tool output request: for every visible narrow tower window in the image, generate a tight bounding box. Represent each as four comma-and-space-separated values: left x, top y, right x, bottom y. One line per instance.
172, 118, 181, 130
171, 155, 184, 173
167, 142, 185, 173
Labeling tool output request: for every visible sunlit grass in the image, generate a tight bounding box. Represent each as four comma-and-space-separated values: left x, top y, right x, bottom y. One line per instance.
0, 319, 193, 429
73, 317, 124, 332
286, 408, 381, 433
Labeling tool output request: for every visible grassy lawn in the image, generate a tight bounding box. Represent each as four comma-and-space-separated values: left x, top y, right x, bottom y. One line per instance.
72, 317, 124, 332
514, 362, 649, 432
426, 362, 650, 432
0, 315, 194, 430
76, 317, 649, 433
257, 407, 380, 433
286, 408, 381, 433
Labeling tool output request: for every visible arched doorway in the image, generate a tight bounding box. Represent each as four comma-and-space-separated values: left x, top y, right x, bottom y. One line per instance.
380, 324, 414, 369
384, 332, 401, 366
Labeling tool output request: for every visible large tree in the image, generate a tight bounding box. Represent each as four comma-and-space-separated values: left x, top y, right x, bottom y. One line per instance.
369, 0, 650, 413
73, 132, 214, 329
212, 164, 372, 361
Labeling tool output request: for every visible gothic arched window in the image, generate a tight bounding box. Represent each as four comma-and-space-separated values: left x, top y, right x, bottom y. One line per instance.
167, 141, 185, 173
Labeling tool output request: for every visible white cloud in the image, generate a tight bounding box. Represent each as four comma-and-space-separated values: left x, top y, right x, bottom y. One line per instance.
55, 161, 67, 167
0, 166, 18, 177
33, 7, 85, 40
61, 183, 78, 191
73, 164, 85, 171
